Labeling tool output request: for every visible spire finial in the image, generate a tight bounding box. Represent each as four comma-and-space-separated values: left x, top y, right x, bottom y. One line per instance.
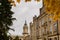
25, 20, 27, 25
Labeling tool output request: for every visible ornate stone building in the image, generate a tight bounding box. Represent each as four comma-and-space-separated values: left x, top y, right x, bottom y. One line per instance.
30, 15, 38, 40
30, 3, 60, 40
29, 0, 60, 40
37, 7, 60, 40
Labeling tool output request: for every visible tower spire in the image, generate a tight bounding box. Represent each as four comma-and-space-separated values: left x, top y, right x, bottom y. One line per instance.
25, 20, 27, 25
23, 20, 28, 37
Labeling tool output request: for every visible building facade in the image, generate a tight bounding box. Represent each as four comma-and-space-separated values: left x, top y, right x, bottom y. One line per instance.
30, 4, 60, 40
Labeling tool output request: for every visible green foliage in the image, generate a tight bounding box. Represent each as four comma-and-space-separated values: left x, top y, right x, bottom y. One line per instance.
0, 0, 16, 40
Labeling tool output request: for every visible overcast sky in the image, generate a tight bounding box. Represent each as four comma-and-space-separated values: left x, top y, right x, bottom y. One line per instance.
9, 0, 42, 36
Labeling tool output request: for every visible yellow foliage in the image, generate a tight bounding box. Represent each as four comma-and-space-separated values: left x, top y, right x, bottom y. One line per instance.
45, 6, 52, 14
16, 0, 20, 3
44, 0, 60, 21
52, 13, 60, 21
44, 0, 52, 8
52, 15, 57, 21
44, 0, 60, 14
35, 0, 40, 2
25, 0, 31, 2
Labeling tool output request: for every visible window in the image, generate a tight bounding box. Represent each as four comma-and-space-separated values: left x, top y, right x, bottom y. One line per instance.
54, 22, 57, 32
41, 19, 44, 25
49, 25, 52, 34
39, 21, 41, 27
49, 18, 52, 23
42, 28, 44, 35
45, 28, 48, 34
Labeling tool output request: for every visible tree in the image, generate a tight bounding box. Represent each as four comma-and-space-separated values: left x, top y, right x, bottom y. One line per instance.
43, 0, 60, 21
0, 0, 16, 40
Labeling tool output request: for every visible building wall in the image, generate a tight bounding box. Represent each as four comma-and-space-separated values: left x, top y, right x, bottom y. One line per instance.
30, 4, 60, 40
24, 35, 31, 40
30, 15, 38, 40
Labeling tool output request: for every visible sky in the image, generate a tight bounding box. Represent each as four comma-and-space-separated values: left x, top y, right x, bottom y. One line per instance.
9, 0, 42, 36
